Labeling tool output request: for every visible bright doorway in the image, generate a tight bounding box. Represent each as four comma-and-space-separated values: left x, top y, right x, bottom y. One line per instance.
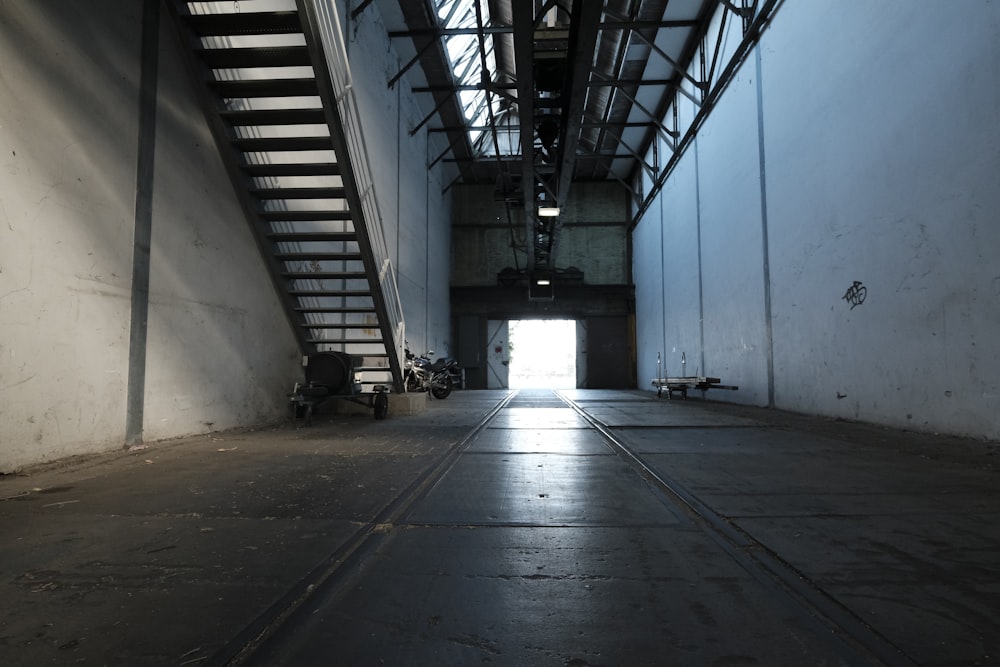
508, 319, 577, 388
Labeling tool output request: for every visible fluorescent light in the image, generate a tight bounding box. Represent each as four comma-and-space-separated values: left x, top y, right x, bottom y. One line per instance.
538, 206, 560, 217
536, 279, 551, 286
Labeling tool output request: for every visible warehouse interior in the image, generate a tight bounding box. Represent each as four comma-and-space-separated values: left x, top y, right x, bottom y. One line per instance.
2, 0, 998, 471
2, 1, 1000, 664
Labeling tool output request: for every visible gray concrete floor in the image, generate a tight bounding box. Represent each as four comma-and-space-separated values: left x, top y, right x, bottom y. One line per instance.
1, 389, 998, 666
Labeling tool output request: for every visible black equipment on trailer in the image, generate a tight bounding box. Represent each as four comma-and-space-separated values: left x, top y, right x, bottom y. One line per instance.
289, 351, 389, 423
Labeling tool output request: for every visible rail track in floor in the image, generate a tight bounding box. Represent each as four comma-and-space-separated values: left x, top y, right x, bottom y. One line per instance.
218, 388, 914, 666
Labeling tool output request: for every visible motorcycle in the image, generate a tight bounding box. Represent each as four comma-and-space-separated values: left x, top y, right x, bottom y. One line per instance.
404, 347, 459, 399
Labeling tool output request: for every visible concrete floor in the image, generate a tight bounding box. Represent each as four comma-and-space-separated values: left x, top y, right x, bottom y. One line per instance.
1, 389, 998, 666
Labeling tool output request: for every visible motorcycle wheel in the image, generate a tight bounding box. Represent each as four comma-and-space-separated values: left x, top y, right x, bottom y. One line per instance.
373, 391, 388, 420
431, 376, 453, 399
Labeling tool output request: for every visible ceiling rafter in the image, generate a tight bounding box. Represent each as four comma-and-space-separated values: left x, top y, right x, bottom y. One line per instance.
369, 0, 782, 258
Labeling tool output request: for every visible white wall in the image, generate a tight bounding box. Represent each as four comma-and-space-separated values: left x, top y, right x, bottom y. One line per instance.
0, 1, 302, 471
0, 2, 139, 469
634, 1, 1000, 439
344, 1, 453, 357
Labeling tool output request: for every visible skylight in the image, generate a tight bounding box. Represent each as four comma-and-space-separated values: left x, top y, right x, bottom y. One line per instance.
435, 0, 505, 155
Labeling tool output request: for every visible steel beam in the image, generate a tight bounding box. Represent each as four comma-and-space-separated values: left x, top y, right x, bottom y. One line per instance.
549, 0, 603, 269
512, 0, 536, 273
387, 20, 696, 39
628, 26, 707, 92
631, 0, 783, 229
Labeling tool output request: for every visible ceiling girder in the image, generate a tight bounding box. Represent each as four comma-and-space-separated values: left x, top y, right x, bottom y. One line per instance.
373, 0, 782, 247
411, 87, 458, 136
411, 78, 679, 94
351, 0, 377, 20
511, 0, 537, 273
626, 26, 707, 93
387, 19, 698, 39
630, 0, 784, 228
581, 111, 658, 178
591, 73, 678, 145
429, 120, 657, 133
388, 35, 438, 88
548, 0, 604, 272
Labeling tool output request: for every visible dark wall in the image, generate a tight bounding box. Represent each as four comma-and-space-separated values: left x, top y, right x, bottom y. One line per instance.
585, 316, 635, 388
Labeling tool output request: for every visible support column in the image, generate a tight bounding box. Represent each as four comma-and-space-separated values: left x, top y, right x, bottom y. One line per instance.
125, 0, 160, 446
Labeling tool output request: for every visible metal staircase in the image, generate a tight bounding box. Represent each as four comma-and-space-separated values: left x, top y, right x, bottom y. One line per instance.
166, 0, 405, 394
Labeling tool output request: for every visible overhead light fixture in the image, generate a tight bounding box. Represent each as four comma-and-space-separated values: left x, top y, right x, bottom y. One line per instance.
529, 271, 554, 300
537, 189, 560, 217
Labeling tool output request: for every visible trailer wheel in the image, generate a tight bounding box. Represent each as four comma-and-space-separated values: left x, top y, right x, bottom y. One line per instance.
373, 392, 389, 420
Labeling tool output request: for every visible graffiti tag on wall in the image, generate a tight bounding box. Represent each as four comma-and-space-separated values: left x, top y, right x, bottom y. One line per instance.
842, 281, 867, 310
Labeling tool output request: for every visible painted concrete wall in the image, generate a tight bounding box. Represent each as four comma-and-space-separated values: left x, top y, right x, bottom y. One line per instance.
0, 2, 140, 469
344, 1, 452, 357
0, 1, 303, 471
634, 1, 1000, 439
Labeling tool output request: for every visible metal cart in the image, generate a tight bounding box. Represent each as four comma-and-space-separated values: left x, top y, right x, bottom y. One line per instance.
651, 353, 738, 399
651, 376, 739, 399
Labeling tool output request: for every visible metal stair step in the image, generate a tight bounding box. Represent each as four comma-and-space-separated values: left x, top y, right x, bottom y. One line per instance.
313, 353, 390, 361
285, 271, 368, 280
307, 338, 385, 345
294, 306, 375, 315
242, 162, 339, 177
266, 232, 356, 242
259, 210, 353, 222
211, 78, 319, 98
299, 323, 380, 329
290, 289, 374, 298
276, 252, 363, 261
220, 108, 327, 126
251, 187, 346, 200
233, 136, 334, 152
197, 46, 311, 69
184, 11, 302, 36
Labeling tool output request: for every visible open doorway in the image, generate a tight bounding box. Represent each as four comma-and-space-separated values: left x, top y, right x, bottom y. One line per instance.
508, 319, 577, 388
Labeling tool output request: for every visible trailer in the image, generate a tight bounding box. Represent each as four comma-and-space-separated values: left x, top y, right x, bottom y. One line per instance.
651, 353, 737, 399
651, 376, 739, 399
290, 351, 389, 423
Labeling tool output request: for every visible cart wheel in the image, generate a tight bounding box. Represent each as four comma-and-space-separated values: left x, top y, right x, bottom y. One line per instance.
373, 392, 389, 420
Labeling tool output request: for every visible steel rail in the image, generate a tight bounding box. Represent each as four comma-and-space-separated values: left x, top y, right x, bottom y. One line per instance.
216, 391, 517, 666
556, 390, 916, 667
